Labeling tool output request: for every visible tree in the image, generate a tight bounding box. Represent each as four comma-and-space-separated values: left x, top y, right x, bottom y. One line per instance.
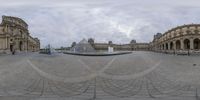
108, 41, 113, 45
88, 38, 94, 44
71, 42, 76, 47
130, 39, 136, 44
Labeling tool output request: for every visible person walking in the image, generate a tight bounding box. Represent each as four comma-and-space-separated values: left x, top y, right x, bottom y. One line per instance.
12, 49, 15, 55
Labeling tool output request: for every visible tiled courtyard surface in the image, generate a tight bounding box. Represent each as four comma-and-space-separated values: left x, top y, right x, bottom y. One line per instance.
1, 51, 200, 100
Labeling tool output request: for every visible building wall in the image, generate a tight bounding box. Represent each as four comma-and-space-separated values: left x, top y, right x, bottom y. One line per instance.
94, 43, 109, 51
0, 15, 40, 53
0, 38, 6, 49
150, 24, 200, 52
88, 24, 200, 52
93, 43, 149, 51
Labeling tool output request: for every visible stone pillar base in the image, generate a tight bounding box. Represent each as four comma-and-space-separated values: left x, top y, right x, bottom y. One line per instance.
0, 50, 5, 54
4, 49, 11, 54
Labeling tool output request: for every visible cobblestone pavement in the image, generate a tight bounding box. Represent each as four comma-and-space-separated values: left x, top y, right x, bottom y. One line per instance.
1, 51, 200, 100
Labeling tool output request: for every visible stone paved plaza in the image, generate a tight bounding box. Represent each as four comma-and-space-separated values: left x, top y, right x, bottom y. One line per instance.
1, 51, 200, 100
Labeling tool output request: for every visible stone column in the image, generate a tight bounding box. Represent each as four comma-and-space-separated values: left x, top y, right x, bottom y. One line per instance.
199, 38, 200, 50
7, 37, 10, 53
163, 43, 166, 50
160, 45, 162, 50
5, 37, 7, 49
173, 41, 176, 50
15, 40, 19, 51
190, 38, 194, 50
168, 42, 171, 50
27, 40, 28, 52
159, 45, 161, 50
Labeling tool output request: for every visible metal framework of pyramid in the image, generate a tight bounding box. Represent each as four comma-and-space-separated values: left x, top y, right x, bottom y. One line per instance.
71, 39, 95, 53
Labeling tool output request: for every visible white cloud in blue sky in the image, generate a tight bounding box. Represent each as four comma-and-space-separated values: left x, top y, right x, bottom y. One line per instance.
0, 0, 200, 48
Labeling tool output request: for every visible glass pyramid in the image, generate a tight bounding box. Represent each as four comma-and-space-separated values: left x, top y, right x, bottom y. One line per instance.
71, 39, 95, 53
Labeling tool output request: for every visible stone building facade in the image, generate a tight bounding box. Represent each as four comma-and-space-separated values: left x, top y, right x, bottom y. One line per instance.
150, 24, 200, 54
0, 15, 40, 54
86, 39, 149, 51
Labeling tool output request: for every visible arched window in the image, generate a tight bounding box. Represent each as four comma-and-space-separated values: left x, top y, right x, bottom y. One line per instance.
184, 39, 190, 50
170, 42, 173, 50
176, 40, 181, 50
194, 38, 200, 50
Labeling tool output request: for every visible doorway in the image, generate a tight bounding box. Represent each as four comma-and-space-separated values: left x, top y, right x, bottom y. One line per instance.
10, 45, 13, 52
19, 41, 23, 51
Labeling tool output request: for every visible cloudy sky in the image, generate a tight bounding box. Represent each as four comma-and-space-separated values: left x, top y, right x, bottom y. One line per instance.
0, 0, 200, 48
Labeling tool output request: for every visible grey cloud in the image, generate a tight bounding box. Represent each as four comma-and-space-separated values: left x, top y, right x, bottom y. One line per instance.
0, 0, 200, 47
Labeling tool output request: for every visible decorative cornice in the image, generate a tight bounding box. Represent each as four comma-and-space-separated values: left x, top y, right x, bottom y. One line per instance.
163, 24, 200, 36
2, 15, 28, 26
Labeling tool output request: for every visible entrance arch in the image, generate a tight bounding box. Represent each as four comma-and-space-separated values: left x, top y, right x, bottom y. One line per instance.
176, 40, 181, 50
19, 41, 23, 51
162, 44, 164, 50
194, 38, 200, 50
10, 45, 13, 52
165, 43, 168, 50
184, 39, 190, 50
170, 42, 173, 50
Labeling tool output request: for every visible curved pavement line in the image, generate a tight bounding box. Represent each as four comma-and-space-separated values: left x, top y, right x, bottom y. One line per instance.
79, 54, 162, 80
77, 57, 116, 73
0, 59, 25, 66
26, 57, 116, 83
99, 57, 116, 73
77, 59, 95, 73
99, 61, 162, 80
27, 59, 98, 83
27, 55, 161, 82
